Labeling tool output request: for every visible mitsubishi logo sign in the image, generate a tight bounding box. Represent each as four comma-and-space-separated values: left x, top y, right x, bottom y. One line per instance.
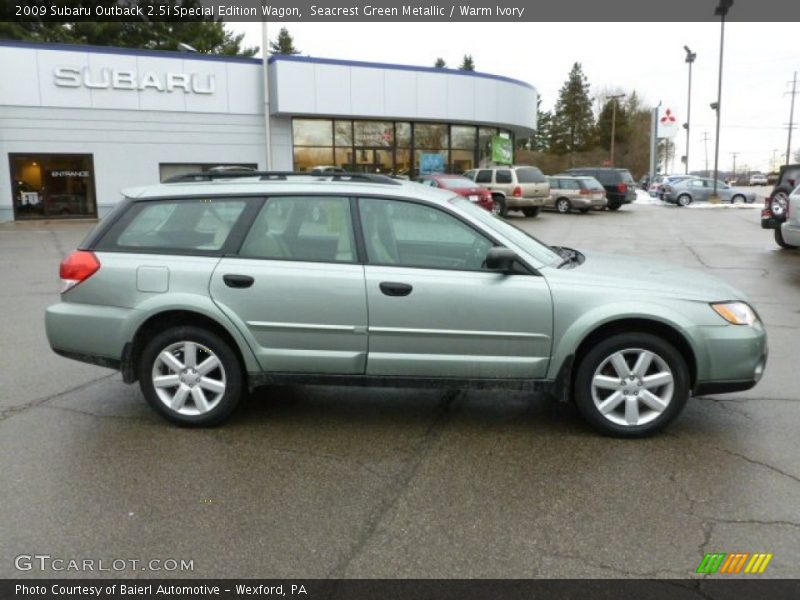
658, 107, 679, 139
53, 66, 215, 94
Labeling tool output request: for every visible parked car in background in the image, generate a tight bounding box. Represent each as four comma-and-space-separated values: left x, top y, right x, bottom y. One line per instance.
414, 174, 495, 213
776, 187, 800, 249
761, 164, 800, 248
559, 167, 637, 210
749, 173, 768, 186
663, 177, 756, 206
462, 166, 549, 217
655, 175, 693, 199
45, 170, 768, 437
310, 166, 346, 176
546, 176, 608, 213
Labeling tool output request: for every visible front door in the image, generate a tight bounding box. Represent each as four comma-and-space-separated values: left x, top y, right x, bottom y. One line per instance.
210, 196, 368, 374
357, 197, 553, 379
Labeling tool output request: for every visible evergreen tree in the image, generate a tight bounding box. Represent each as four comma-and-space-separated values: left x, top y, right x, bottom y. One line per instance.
550, 63, 595, 159
596, 97, 629, 153
269, 27, 301, 55
434, 57, 447, 68
0, 3, 257, 56
529, 97, 552, 152
459, 55, 475, 71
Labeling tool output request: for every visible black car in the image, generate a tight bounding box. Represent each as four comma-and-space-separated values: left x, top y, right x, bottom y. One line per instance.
559, 167, 637, 210
762, 164, 800, 248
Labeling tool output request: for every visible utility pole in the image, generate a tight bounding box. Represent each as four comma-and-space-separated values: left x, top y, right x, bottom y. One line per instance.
607, 93, 625, 166
786, 71, 798, 166
260, 17, 273, 170
730, 151, 739, 183
683, 46, 697, 174
711, 0, 733, 200
772, 148, 779, 172
701, 131, 711, 174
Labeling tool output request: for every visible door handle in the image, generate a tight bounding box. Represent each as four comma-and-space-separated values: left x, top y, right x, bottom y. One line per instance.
223, 274, 254, 289
379, 281, 413, 297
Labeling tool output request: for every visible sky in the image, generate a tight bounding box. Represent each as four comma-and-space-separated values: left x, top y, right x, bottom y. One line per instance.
229, 22, 800, 174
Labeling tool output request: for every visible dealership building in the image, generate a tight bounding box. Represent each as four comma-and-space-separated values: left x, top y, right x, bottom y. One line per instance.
0, 40, 537, 221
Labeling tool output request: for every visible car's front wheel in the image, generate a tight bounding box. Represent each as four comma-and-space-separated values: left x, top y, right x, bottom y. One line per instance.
573, 332, 689, 437
138, 326, 243, 426
555, 198, 571, 214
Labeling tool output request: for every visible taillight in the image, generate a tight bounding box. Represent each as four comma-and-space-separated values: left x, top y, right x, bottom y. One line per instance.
664, 185, 673, 193
617, 183, 627, 193
59, 250, 100, 293
580, 188, 592, 195
512, 186, 522, 197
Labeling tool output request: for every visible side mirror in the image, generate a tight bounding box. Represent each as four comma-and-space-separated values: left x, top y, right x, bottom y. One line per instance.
485, 247, 518, 273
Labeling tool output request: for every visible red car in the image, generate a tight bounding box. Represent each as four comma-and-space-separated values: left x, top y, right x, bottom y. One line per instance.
414, 174, 496, 213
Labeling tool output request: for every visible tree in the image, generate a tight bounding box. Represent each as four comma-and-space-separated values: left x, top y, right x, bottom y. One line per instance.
527, 97, 552, 152
459, 55, 475, 71
434, 57, 447, 68
550, 63, 595, 160
0, 4, 257, 56
596, 97, 630, 153
269, 27, 301, 55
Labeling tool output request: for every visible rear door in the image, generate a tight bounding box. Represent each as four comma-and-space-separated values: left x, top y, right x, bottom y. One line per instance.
210, 195, 368, 374
357, 197, 553, 379
515, 167, 549, 200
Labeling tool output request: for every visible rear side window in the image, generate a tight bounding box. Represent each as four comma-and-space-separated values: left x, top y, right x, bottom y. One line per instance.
549, 178, 560, 189
515, 167, 546, 183
495, 170, 513, 184
98, 198, 247, 252
593, 170, 617, 185
617, 169, 635, 184
240, 196, 356, 263
475, 170, 493, 184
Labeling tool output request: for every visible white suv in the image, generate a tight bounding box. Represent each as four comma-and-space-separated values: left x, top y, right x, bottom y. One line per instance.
463, 166, 550, 218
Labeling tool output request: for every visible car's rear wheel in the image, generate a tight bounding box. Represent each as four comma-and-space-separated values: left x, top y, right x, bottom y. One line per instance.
522, 207, 540, 218
607, 203, 621, 211
775, 226, 798, 249
573, 332, 689, 437
492, 195, 508, 217
579, 208, 590, 214
555, 198, 571, 214
138, 326, 243, 426
677, 194, 692, 207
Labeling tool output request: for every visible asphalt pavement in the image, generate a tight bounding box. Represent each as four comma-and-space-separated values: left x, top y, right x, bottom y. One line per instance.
1, 198, 799, 579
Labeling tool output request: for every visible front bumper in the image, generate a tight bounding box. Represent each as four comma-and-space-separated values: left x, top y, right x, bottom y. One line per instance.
692, 321, 768, 396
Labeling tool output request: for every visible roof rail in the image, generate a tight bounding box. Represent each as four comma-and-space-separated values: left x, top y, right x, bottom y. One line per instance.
162, 171, 402, 185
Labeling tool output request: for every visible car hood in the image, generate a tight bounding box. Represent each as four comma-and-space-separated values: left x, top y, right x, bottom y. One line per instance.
548, 250, 745, 302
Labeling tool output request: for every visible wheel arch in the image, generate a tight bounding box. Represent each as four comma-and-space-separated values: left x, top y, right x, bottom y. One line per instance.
122, 308, 257, 385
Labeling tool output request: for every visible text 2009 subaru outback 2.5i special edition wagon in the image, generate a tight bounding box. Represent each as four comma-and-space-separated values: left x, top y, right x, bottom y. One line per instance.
46, 172, 767, 437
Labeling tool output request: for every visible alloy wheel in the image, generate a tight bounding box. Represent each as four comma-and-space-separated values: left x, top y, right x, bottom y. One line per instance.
590, 348, 674, 427
557, 199, 570, 213
151, 341, 227, 416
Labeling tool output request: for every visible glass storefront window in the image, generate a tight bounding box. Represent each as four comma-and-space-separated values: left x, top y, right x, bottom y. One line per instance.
414, 123, 448, 149
451, 149, 475, 174
396, 122, 411, 147
451, 125, 477, 149
415, 150, 448, 175
334, 121, 353, 147
335, 148, 353, 171
293, 147, 335, 172
479, 127, 499, 167
293, 119, 333, 146
10, 154, 96, 219
395, 149, 412, 178
354, 121, 394, 147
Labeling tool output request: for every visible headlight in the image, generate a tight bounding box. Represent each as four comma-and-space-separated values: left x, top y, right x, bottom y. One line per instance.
711, 302, 758, 326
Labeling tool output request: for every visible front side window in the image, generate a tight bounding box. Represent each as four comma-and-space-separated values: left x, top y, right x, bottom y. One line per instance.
562, 179, 581, 190
100, 199, 247, 252
475, 170, 493, 184
359, 198, 493, 271
240, 196, 355, 263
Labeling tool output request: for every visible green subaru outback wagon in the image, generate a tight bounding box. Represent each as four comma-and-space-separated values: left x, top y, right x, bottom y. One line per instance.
46, 172, 767, 436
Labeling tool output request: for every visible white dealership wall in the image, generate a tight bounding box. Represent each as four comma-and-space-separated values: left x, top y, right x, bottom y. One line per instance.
0, 40, 537, 221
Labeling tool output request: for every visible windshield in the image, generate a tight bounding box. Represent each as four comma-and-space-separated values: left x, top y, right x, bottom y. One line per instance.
439, 177, 479, 190
451, 197, 561, 266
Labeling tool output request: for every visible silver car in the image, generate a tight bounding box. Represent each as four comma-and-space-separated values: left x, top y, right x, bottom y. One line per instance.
546, 176, 608, 213
45, 171, 767, 437
664, 177, 756, 206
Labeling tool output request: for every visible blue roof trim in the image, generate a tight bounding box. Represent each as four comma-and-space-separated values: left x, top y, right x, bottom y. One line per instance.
0, 39, 261, 64
0, 40, 534, 90
267, 54, 536, 91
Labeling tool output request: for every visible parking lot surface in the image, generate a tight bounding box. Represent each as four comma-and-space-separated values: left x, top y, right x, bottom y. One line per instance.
1, 200, 799, 579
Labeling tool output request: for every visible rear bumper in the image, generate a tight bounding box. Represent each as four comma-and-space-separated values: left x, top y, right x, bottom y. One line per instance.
761, 215, 779, 229
506, 197, 546, 208
46, 301, 133, 367
780, 221, 800, 246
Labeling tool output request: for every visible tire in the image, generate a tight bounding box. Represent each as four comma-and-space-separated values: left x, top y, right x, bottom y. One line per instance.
138, 325, 244, 426
775, 226, 798, 249
522, 207, 540, 218
579, 208, 590, 214
573, 332, 690, 438
769, 187, 791, 219
732, 194, 745, 204
607, 202, 621, 211
677, 194, 692, 207
493, 195, 508, 218
555, 198, 572, 214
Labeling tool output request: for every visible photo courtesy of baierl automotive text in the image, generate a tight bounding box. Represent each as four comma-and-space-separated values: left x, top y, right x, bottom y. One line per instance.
1, 0, 799, 596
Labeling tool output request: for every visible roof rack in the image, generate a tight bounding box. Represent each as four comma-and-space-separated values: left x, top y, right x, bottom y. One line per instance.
162, 171, 402, 185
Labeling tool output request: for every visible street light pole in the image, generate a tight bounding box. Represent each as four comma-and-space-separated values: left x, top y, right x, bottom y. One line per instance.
261, 18, 272, 170
711, 0, 733, 199
683, 46, 696, 174
607, 93, 625, 166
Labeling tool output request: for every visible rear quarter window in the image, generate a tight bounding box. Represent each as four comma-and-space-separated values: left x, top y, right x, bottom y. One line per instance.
96, 198, 248, 253
495, 170, 513, 184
